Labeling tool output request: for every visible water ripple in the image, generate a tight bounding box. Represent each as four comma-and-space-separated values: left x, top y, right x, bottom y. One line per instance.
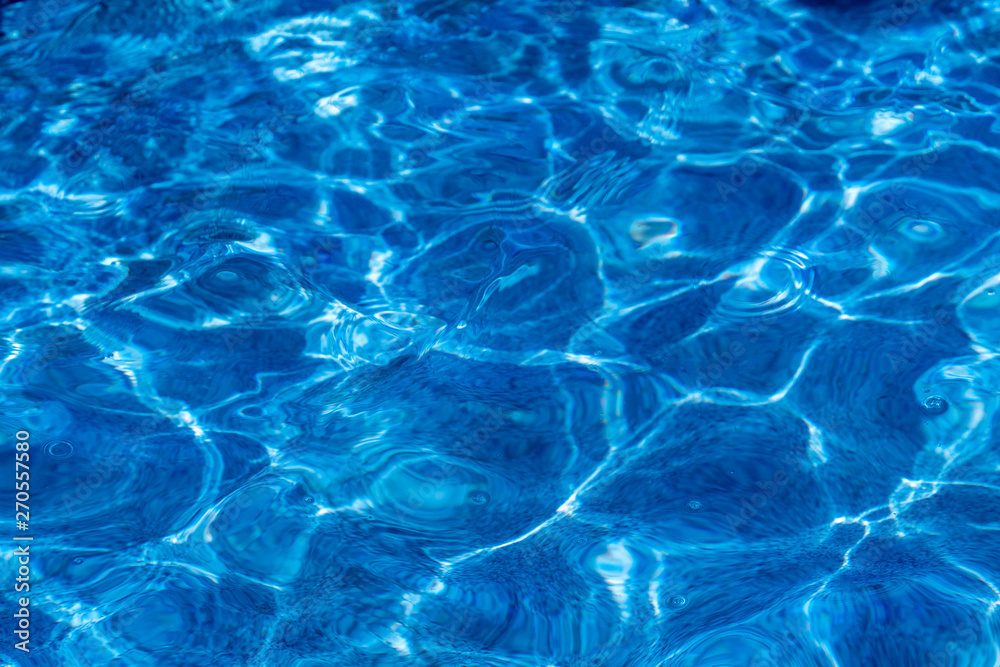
716, 248, 814, 322
2, 0, 1000, 666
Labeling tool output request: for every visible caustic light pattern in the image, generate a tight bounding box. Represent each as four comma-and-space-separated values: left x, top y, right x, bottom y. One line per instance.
1, 0, 1000, 666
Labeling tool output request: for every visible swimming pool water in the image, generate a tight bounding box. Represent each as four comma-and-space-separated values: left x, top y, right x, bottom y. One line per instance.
2, 0, 1000, 665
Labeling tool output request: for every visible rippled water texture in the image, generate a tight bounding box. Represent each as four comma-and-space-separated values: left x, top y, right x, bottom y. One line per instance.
2, 0, 1000, 665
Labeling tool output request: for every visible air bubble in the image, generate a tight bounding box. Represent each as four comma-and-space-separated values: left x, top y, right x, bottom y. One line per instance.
44, 440, 75, 460
73, 557, 83, 565
921, 395, 948, 415
667, 595, 688, 609
304, 496, 314, 504
898, 218, 944, 243
686, 500, 705, 512
467, 491, 490, 506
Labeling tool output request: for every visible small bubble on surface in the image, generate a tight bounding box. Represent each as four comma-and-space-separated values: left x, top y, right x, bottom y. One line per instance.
989, 289, 996, 296
921, 395, 948, 415
687, 499, 705, 512
898, 218, 943, 242
467, 491, 490, 505
73, 557, 83, 565
668, 595, 688, 609
716, 249, 812, 321
44, 440, 75, 460
304, 496, 314, 504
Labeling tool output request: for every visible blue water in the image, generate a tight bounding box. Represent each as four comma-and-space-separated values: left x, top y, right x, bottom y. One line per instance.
2, 0, 1000, 665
